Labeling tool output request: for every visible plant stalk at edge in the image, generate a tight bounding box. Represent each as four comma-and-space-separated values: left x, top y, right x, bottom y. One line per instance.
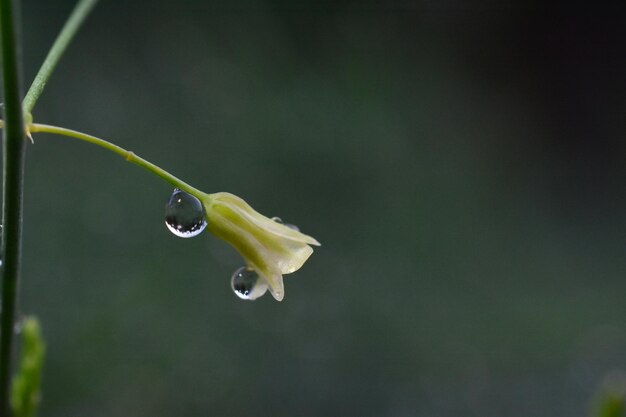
0, 0, 27, 414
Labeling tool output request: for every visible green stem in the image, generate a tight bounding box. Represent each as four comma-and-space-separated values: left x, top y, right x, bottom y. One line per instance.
28, 123, 206, 198
0, 0, 26, 414
22, 0, 99, 114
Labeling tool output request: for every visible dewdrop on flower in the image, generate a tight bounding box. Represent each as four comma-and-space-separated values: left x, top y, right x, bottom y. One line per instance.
164, 189, 320, 301
164, 188, 207, 238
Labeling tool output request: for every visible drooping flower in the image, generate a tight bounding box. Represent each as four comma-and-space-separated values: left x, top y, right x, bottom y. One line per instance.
200, 192, 320, 301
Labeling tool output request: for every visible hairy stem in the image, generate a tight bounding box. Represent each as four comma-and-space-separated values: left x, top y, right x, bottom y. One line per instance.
22, 0, 99, 114
0, 0, 27, 413
28, 123, 206, 198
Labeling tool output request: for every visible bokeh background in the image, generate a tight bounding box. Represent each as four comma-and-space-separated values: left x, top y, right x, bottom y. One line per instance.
9, 0, 626, 415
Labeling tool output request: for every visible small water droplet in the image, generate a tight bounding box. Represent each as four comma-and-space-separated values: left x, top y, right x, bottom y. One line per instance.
165, 189, 207, 238
231, 267, 268, 300
272, 216, 299, 232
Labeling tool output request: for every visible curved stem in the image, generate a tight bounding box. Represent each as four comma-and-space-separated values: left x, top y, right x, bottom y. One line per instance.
0, 0, 26, 413
22, 0, 99, 114
28, 123, 206, 198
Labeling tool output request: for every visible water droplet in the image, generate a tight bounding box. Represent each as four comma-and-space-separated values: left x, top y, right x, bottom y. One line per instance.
231, 267, 268, 300
164, 189, 207, 238
273, 216, 299, 232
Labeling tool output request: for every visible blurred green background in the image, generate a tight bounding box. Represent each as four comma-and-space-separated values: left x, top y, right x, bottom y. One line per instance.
9, 0, 626, 416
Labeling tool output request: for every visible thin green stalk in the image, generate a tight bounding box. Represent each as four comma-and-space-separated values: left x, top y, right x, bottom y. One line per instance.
22, 0, 99, 114
28, 123, 206, 198
0, 0, 27, 414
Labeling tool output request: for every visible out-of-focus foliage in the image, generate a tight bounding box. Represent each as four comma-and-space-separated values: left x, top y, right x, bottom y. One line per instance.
11, 317, 45, 417
593, 374, 626, 417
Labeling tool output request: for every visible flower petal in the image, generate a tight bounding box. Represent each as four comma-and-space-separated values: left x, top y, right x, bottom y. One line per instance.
202, 192, 320, 301
257, 270, 285, 301
210, 193, 320, 246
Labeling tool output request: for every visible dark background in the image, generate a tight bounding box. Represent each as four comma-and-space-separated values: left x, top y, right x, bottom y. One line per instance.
9, 0, 626, 416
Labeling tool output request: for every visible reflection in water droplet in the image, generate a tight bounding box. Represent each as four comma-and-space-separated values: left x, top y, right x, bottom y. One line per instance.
271, 216, 283, 224
231, 267, 268, 300
164, 189, 207, 238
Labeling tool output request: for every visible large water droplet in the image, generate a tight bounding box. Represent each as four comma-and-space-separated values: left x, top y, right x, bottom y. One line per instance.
231, 267, 268, 300
165, 189, 207, 238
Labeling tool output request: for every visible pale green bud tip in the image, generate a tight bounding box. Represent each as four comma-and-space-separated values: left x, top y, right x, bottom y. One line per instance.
11, 316, 46, 417
202, 192, 320, 301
